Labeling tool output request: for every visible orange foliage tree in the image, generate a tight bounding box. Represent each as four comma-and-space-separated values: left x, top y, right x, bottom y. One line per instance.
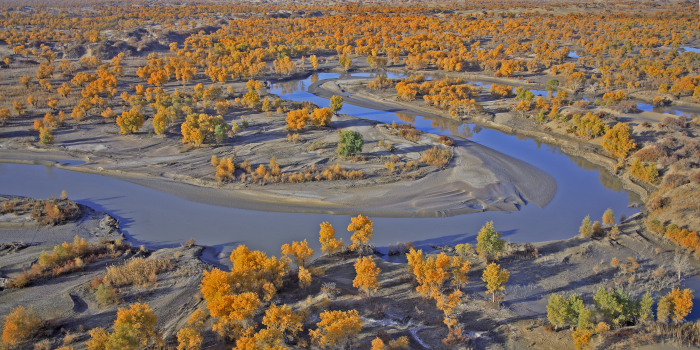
310, 310, 363, 349
319, 221, 344, 255
347, 214, 374, 252
353, 256, 381, 296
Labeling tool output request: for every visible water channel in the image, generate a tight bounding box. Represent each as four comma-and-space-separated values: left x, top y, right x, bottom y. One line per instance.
0, 72, 641, 265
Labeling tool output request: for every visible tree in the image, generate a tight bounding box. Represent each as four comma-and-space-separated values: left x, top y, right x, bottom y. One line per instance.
13, 101, 26, 116
337, 130, 364, 157
546, 79, 560, 93
176, 327, 203, 350
450, 255, 472, 289
476, 221, 505, 261
39, 127, 54, 144
547, 294, 572, 330
310, 55, 319, 70
116, 108, 145, 134
299, 266, 312, 288
319, 221, 344, 255
482, 263, 510, 303
579, 215, 593, 238
658, 288, 694, 324
181, 113, 227, 145
330, 95, 344, 112
311, 107, 334, 126
339, 54, 353, 71
88, 303, 160, 350
347, 214, 374, 252
572, 328, 592, 350
310, 310, 363, 349
2, 306, 42, 345
281, 239, 314, 268
603, 122, 637, 159
353, 256, 381, 296
603, 208, 615, 226
286, 108, 310, 131
262, 304, 303, 339
411, 251, 451, 299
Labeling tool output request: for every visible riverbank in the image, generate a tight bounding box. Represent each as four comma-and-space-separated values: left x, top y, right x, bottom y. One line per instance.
0, 82, 558, 218
312, 74, 654, 205
0, 198, 696, 349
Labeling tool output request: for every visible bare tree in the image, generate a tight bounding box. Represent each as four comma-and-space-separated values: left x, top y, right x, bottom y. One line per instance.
673, 250, 690, 281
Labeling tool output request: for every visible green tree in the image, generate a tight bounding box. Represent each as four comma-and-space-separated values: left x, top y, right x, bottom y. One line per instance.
639, 292, 654, 323
546, 79, 560, 93
547, 294, 571, 330
337, 130, 363, 157
476, 221, 505, 261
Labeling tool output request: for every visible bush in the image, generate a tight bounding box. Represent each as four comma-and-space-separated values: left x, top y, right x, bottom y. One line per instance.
96, 284, 120, 306
337, 130, 363, 157
104, 257, 173, 287
8, 236, 128, 288
421, 146, 453, 168
630, 159, 659, 183
0, 197, 81, 226
2, 306, 42, 345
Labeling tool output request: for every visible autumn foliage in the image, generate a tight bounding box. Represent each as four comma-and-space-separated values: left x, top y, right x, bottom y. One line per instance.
347, 214, 374, 252
353, 256, 381, 296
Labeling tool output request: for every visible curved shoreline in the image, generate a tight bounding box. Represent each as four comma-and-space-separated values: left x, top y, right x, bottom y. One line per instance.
311, 75, 650, 203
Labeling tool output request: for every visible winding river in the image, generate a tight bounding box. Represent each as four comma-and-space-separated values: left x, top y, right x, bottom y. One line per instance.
0, 72, 641, 265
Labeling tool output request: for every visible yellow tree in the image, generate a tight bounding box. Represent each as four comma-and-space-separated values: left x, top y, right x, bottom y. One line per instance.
319, 221, 344, 255
1, 306, 42, 345
482, 263, 510, 303
310, 55, 319, 70
413, 252, 451, 299
286, 108, 310, 131
311, 107, 334, 126
347, 214, 374, 252
116, 108, 145, 134
299, 266, 312, 288
602, 122, 637, 160
262, 303, 304, 339
353, 256, 381, 296
310, 310, 363, 349
658, 288, 694, 324
88, 303, 160, 350
176, 310, 206, 350
281, 239, 314, 268
450, 256, 472, 289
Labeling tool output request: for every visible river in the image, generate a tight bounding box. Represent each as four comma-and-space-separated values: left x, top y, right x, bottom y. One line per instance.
0, 72, 641, 266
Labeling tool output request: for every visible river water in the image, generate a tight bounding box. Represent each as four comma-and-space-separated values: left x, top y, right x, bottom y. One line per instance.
0, 73, 640, 264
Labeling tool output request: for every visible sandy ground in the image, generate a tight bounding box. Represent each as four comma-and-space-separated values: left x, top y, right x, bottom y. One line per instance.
0, 75, 557, 218
1, 201, 698, 349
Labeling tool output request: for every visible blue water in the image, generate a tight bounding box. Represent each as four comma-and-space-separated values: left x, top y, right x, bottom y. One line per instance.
636, 102, 696, 118
682, 46, 700, 53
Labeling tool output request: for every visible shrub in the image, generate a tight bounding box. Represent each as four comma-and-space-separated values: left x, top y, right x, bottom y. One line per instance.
2, 306, 42, 345
337, 130, 364, 157
630, 159, 659, 183
420, 146, 453, 168
104, 257, 173, 287
96, 284, 120, 306
8, 236, 128, 288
